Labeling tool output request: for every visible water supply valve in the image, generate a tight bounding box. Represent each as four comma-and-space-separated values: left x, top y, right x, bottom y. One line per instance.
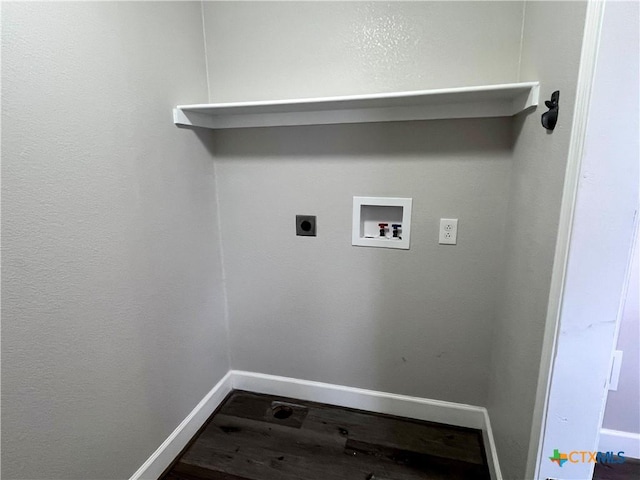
392, 224, 402, 239
378, 223, 388, 237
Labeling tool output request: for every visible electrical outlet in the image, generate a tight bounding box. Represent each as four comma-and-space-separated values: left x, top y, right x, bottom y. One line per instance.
296, 215, 316, 236
439, 218, 458, 245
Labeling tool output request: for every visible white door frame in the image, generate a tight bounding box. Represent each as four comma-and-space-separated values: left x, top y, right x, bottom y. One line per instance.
526, 0, 639, 478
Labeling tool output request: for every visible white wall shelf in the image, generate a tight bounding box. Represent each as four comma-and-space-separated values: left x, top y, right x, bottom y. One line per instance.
173, 82, 540, 130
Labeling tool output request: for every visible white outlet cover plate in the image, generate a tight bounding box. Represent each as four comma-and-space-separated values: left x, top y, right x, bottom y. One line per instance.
352, 196, 412, 250
439, 218, 458, 245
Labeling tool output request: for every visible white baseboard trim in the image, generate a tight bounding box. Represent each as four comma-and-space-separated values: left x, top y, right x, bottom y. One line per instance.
599, 428, 640, 459
481, 408, 503, 480
129, 371, 233, 480
130, 370, 503, 480
231, 370, 503, 480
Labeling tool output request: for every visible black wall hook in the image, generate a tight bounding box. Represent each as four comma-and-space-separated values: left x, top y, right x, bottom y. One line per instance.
541, 90, 560, 131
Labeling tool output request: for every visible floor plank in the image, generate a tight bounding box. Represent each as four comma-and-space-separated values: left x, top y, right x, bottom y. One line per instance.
162, 390, 491, 480
593, 457, 640, 480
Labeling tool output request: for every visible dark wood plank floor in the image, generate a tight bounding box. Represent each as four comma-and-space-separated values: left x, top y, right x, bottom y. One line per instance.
162, 390, 491, 480
593, 457, 640, 480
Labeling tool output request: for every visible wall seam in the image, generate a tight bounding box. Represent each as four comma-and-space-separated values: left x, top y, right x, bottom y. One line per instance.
517, 0, 527, 81
200, 0, 232, 368
211, 148, 233, 370
200, 0, 211, 102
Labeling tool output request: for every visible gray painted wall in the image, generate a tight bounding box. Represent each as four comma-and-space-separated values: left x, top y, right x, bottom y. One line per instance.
1, 2, 229, 479
486, 1, 588, 478
204, 0, 524, 406
213, 120, 513, 405
204, 1, 524, 102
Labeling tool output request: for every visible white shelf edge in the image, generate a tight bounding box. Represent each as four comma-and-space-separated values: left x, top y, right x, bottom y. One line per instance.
174, 81, 540, 130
